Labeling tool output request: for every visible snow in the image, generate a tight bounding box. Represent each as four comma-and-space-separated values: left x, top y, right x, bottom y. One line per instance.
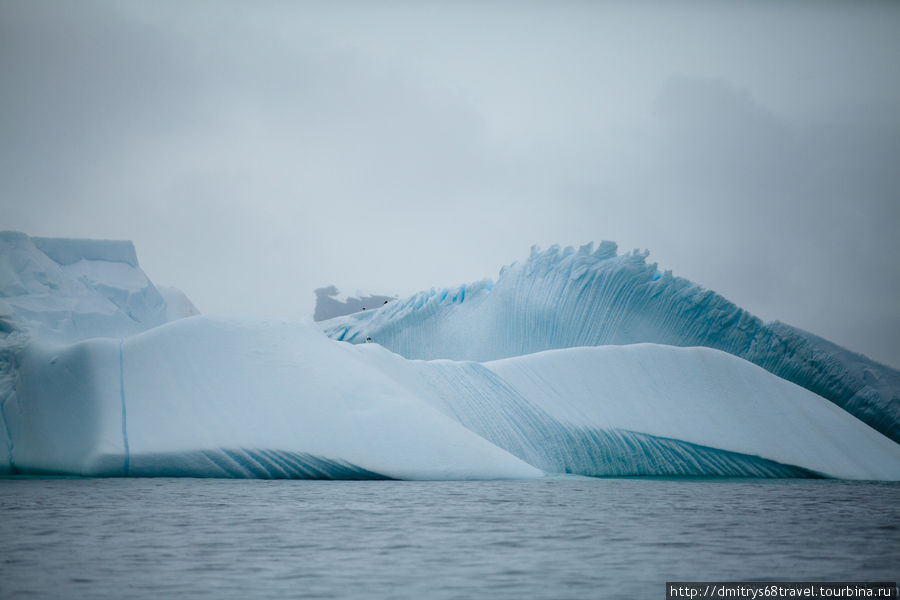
2, 233, 899, 480
321, 243, 900, 443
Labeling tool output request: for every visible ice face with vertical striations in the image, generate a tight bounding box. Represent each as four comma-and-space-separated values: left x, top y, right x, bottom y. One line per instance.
320, 243, 900, 443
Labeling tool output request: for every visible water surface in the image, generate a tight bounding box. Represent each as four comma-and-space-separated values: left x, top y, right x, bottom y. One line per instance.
1, 478, 897, 599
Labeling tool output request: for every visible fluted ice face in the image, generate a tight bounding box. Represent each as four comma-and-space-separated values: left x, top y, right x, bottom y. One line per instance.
321, 243, 900, 442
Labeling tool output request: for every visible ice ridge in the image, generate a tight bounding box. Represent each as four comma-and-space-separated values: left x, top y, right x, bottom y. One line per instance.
321, 243, 900, 443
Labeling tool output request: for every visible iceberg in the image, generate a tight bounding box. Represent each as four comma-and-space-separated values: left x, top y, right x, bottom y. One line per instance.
353, 342, 900, 480
2, 233, 899, 479
0, 231, 201, 475
0, 231, 171, 340
320, 243, 900, 443
5, 315, 900, 480
8, 317, 541, 480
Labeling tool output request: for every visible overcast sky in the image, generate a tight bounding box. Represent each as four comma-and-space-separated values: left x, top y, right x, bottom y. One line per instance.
1, 1, 898, 367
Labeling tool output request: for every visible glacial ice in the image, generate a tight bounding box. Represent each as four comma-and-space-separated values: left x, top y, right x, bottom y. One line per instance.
353, 342, 900, 480
5, 315, 900, 479
0, 232, 202, 475
0, 231, 170, 340
321, 243, 900, 443
2, 233, 899, 480
8, 317, 541, 479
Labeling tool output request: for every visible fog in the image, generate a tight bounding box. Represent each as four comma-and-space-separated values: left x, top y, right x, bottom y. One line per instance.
1, 1, 898, 366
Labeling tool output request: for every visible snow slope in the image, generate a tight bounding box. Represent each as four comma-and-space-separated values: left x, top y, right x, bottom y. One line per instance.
321, 243, 900, 443
5, 316, 899, 479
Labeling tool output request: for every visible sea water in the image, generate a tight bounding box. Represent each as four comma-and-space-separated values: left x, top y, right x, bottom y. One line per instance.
1, 478, 897, 599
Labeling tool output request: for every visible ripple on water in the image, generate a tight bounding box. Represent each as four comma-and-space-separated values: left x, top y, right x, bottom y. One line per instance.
0, 478, 898, 600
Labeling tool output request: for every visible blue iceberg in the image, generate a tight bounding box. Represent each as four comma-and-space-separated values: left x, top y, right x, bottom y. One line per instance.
2, 233, 899, 479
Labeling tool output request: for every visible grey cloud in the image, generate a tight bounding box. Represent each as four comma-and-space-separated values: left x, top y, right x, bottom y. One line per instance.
654, 75, 796, 197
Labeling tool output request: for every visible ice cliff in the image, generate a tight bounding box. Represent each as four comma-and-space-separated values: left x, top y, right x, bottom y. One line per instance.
320, 243, 900, 443
0, 231, 198, 475
0, 231, 194, 340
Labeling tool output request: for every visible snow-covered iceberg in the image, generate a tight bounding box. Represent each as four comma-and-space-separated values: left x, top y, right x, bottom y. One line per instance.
2, 233, 899, 480
321, 243, 900, 443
